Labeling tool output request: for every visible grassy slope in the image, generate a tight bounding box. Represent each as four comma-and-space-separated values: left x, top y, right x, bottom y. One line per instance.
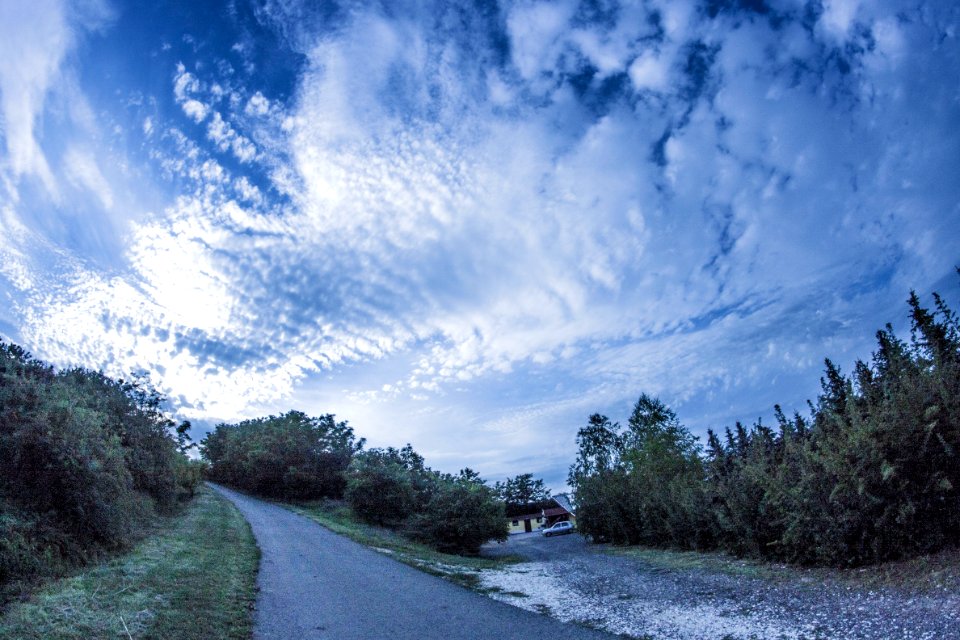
0, 486, 258, 640
290, 500, 519, 589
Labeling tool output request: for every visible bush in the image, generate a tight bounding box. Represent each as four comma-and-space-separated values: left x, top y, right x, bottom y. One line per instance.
346, 448, 508, 555
202, 411, 362, 499
0, 342, 188, 590
569, 399, 710, 549
346, 451, 418, 527
409, 472, 508, 555
175, 458, 206, 501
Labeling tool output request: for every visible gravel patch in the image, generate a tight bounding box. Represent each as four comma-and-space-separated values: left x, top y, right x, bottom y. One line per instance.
477, 536, 960, 640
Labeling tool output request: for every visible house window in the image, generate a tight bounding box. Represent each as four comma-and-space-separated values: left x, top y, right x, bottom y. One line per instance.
511, 520, 519, 526
536, 517, 542, 523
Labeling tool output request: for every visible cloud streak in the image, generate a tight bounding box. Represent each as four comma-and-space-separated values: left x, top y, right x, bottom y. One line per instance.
0, 0, 957, 486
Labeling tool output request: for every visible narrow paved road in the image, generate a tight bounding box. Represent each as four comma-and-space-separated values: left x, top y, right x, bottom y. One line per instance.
212, 484, 616, 640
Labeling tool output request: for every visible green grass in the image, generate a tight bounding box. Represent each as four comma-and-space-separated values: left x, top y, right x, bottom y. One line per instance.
289, 500, 520, 590
605, 544, 960, 593
0, 486, 259, 640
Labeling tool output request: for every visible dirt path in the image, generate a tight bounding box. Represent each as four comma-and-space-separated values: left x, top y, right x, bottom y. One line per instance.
211, 484, 616, 640
480, 532, 960, 640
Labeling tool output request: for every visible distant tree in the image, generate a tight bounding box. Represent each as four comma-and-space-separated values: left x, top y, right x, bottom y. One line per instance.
568, 413, 626, 542
494, 473, 553, 517
175, 420, 195, 454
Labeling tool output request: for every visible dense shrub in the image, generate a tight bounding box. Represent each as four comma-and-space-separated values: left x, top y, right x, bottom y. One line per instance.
346, 447, 423, 526
174, 457, 207, 500
202, 411, 363, 499
569, 399, 711, 548
409, 470, 508, 555
571, 285, 960, 567
0, 342, 188, 590
347, 447, 508, 553
204, 414, 509, 555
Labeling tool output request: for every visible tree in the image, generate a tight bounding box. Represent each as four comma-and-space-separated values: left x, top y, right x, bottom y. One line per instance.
494, 473, 552, 517
201, 411, 363, 499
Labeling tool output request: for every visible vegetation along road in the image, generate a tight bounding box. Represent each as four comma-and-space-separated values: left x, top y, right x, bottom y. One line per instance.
212, 484, 615, 640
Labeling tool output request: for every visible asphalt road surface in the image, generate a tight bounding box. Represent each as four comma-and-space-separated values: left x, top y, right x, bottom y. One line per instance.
211, 484, 616, 640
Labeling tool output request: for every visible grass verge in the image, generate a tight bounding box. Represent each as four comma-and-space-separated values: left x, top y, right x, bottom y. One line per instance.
290, 500, 520, 590
0, 486, 259, 640
605, 544, 960, 593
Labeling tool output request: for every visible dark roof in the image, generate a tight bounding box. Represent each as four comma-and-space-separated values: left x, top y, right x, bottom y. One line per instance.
543, 506, 571, 517
551, 493, 575, 514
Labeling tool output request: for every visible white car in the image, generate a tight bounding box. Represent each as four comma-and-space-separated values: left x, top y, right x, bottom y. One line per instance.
541, 521, 574, 537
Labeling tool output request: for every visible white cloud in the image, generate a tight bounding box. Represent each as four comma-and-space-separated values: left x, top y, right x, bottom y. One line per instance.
173, 63, 200, 101
629, 50, 671, 92
207, 112, 256, 162
3, 0, 959, 484
63, 145, 114, 209
820, 0, 863, 40
506, 0, 578, 82
245, 91, 270, 116
182, 99, 209, 123
0, 0, 71, 195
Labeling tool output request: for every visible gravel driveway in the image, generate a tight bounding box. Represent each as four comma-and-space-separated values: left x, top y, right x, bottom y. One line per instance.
478, 532, 960, 640
211, 485, 616, 639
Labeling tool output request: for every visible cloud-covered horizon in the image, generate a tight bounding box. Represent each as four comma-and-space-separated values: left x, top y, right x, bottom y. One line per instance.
1, 0, 958, 488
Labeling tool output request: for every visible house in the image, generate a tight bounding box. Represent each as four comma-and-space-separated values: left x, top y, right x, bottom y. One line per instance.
507, 512, 544, 534
506, 494, 576, 534
543, 493, 576, 528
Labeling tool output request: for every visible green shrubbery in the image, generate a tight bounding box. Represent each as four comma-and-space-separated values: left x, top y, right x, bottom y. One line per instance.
570, 287, 960, 567
202, 411, 363, 499
345, 448, 508, 554
203, 419, 510, 554
0, 343, 195, 590
204, 415, 509, 555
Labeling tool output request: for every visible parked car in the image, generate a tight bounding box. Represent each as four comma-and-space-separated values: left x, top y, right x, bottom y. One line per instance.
541, 521, 574, 537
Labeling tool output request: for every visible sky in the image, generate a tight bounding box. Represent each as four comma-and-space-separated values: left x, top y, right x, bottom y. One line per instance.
0, 0, 957, 490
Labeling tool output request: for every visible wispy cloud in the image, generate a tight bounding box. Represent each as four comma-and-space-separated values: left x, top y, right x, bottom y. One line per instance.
0, 0, 957, 485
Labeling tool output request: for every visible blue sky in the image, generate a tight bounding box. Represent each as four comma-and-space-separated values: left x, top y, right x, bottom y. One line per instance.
0, 0, 957, 489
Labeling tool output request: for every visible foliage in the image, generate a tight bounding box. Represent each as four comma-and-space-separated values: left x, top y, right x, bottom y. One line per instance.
205, 413, 509, 555
201, 411, 363, 500
571, 283, 960, 567
493, 473, 553, 517
345, 447, 421, 526
0, 343, 189, 591
409, 469, 508, 555
569, 399, 710, 548
346, 446, 508, 553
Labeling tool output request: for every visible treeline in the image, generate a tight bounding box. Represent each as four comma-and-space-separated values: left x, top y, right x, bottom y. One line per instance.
202, 418, 507, 554
0, 343, 202, 590
201, 411, 362, 499
571, 287, 960, 567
